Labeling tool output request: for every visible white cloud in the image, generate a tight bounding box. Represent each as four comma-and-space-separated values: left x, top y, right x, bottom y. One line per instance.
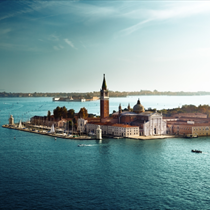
64, 39, 77, 50
118, 2, 210, 37
117, 18, 153, 37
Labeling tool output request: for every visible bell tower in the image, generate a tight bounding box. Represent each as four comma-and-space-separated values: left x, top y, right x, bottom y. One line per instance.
100, 74, 109, 121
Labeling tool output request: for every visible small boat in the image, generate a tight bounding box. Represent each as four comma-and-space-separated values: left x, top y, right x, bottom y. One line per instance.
191, 149, 202, 153
55, 137, 57, 140
185, 134, 198, 138
78, 144, 85, 147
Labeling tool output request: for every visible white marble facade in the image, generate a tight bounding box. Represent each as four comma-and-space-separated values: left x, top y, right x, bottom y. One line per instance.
77, 118, 88, 133
143, 112, 167, 136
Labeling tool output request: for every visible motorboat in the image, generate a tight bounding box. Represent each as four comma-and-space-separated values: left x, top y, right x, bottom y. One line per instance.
78, 144, 85, 147
185, 134, 198, 138
191, 149, 202, 153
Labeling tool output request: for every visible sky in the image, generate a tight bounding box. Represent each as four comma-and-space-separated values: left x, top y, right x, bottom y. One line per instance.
1, 0, 210, 93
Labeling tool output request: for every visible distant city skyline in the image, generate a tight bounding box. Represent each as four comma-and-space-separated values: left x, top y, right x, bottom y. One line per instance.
1, 1, 210, 93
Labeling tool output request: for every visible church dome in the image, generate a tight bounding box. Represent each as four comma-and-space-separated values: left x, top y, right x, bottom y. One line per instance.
133, 99, 145, 113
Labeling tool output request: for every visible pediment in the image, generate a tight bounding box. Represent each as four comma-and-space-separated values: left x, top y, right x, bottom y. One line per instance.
151, 112, 162, 117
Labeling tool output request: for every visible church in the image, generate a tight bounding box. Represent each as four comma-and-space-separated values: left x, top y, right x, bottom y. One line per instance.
86, 74, 167, 137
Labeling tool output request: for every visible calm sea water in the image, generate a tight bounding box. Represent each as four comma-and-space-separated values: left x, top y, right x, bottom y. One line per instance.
1, 96, 210, 209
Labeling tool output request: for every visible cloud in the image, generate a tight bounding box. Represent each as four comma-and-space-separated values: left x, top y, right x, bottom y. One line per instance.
0, 1, 54, 21
49, 34, 59, 41
64, 39, 77, 50
53, 45, 64, 51
117, 18, 153, 37
0, 28, 11, 34
117, 2, 210, 37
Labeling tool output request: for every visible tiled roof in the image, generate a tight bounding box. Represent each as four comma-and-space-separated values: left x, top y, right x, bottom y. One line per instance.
87, 122, 113, 126
87, 122, 138, 128
111, 124, 138, 128
168, 122, 210, 126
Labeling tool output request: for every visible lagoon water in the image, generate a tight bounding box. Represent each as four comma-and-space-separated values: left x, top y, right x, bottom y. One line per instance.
1, 96, 210, 209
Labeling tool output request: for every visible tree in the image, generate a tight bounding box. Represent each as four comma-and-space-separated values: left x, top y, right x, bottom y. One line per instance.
53, 106, 68, 119
78, 107, 88, 118
47, 110, 51, 120
53, 106, 61, 119
61, 106, 67, 118
67, 109, 75, 118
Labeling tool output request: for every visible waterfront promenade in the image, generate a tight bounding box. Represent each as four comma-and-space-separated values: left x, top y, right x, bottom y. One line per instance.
2, 124, 92, 140
2, 124, 176, 140
128, 134, 176, 140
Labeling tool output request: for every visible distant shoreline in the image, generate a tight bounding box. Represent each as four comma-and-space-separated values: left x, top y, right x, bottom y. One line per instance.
1, 91, 210, 98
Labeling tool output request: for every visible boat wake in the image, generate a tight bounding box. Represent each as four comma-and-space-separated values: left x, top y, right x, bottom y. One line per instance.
78, 144, 95, 147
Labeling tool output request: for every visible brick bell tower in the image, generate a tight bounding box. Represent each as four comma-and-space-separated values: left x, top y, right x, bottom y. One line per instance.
100, 74, 109, 121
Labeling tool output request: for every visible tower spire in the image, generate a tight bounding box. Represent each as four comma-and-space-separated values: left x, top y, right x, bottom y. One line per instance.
102, 74, 107, 90
128, 103, 131, 111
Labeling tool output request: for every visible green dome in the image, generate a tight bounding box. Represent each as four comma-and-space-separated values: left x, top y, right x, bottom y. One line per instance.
133, 99, 145, 113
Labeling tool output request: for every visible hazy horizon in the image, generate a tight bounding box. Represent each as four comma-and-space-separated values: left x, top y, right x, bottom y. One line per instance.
1, 1, 210, 92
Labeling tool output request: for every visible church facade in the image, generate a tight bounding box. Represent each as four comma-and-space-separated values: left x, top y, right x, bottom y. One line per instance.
112, 101, 167, 136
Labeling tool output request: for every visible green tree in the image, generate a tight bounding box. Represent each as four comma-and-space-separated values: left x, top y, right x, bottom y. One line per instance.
53, 106, 68, 119
67, 109, 75, 118
47, 110, 51, 120
61, 106, 67, 118
78, 107, 88, 118
53, 106, 61, 119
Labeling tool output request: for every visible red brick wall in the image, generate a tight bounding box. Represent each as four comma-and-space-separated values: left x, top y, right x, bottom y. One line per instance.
100, 99, 109, 119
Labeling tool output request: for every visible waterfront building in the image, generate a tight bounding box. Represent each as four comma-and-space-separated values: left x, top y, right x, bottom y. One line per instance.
86, 122, 139, 137
111, 100, 167, 136
168, 122, 210, 136
166, 116, 210, 136
77, 118, 88, 133
85, 75, 167, 137
30, 116, 67, 128
192, 125, 210, 136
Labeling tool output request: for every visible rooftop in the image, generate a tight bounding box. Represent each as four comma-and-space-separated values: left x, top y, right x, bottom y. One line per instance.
111, 124, 139, 128
87, 122, 138, 128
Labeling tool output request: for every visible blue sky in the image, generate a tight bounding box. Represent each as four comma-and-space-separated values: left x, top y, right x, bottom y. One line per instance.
1, 0, 210, 93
